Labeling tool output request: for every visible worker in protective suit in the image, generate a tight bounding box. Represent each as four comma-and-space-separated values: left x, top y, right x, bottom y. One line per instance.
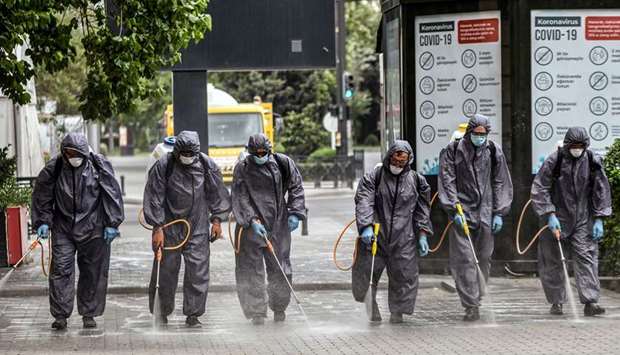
231, 133, 306, 325
531, 127, 612, 317
438, 114, 513, 321
353, 140, 433, 323
143, 131, 231, 327
32, 132, 124, 330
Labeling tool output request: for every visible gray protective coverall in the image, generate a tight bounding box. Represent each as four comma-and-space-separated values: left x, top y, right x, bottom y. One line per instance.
438, 116, 513, 308
531, 127, 612, 305
32, 133, 124, 319
143, 131, 231, 317
352, 141, 433, 315
231, 134, 306, 319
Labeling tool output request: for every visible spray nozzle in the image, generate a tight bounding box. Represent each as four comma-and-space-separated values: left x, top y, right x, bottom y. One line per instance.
455, 203, 470, 236
371, 223, 380, 256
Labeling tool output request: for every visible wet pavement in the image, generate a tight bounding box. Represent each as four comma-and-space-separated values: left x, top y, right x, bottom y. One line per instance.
1, 278, 620, 354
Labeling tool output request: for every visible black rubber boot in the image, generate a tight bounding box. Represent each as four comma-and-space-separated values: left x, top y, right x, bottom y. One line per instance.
251, 316, 265, 325
549, 303, 563, 315
370, 300, 382, 322
82, 316, 97, 329
463, 307, 480, 322
274, 311, 286, 322
389, 313, 403, 324
51, 318, 67, 330
584, 303, 605, 317
185, 316, 202, 327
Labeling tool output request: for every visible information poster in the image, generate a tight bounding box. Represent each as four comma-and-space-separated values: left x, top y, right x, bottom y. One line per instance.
415, 11, 502, 175
531, 10, 620, 173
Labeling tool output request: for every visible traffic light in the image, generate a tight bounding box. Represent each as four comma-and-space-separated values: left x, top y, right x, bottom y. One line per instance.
342, 71, 355, 101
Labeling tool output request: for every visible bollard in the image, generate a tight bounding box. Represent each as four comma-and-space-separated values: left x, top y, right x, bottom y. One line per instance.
302, 208, 309, 236
120, 175, 126, 196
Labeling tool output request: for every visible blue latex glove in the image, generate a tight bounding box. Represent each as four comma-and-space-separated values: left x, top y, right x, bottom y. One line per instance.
547, 213, 561, 233
37, 224, 49, 239
288, 215, 300, 232
453, 214, 465, 229
592, 218, 604, 241
492, 215, 503, 234
418, 233, 429, 257
251, 220, 267, 238
360, 226, 374, 245
104, 227, 120, 245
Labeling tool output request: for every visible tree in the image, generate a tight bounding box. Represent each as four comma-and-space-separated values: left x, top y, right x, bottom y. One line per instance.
346, 1, 381, 145
280, 110, 329, 157
1, 0, 210, 121
119, 72, 172, 151
35, 33, 86, 116
602, 140, 620, 275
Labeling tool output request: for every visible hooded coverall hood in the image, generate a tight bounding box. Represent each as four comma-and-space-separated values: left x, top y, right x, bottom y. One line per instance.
465, 114, 492, 138
173, 131, 201, 156
246, 133, 273, 155
61, 132, 90, 157
383, 140, 414, 175
563, 127, 590, 149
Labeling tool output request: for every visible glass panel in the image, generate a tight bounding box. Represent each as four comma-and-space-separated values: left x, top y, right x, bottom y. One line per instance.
385, 15, 402, 148
208, 113, 263, 148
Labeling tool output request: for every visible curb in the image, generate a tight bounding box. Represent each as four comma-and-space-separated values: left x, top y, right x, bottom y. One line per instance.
0, 280, 444, 297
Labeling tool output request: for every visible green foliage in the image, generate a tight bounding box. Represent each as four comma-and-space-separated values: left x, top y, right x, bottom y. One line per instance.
273, 142, 286, 154
602, 140, 620, 275
209, 70, 336, 118
35, 31, 86, 116
280, 111, 329, 157
308, 147, 337, 162
345, 2, 380, 75
0, 147, 32, 210
119, 72, 172, 151
346, 2, 381, 144
2, 0, 210, 121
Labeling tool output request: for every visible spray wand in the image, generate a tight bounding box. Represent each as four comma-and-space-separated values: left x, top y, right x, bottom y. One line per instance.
456, 203, 486, 297
12, 239, 42, 269
155, 247, 162, 291
260, 233, 307, 319
364, 223, 381, 321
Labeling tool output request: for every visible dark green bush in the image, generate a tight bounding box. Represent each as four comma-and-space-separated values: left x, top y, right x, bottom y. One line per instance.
308, 147, 336, 162
602, 139, 620, 275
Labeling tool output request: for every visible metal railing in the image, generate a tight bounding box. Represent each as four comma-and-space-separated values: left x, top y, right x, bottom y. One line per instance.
289, 152, 364, 189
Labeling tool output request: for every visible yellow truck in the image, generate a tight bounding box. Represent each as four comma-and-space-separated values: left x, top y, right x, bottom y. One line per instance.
164, 102, 274, 183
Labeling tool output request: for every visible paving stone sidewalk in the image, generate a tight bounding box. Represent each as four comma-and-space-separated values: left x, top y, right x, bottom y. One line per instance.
1, 278, 619, 354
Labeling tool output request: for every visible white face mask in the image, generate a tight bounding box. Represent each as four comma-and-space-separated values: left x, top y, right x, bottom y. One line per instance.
389, 165, 404, 175
570, 148, 584, 158
68, 157, 83, 168
179, 155, 196, 165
